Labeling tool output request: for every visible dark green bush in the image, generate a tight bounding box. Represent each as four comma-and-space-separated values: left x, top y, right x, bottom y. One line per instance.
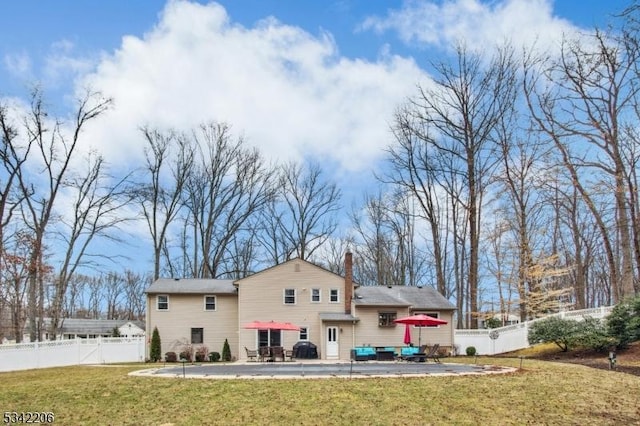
484, 317, 501, 329
222, 338, 231, 361
465, 346, 476, 356
179, 350, 192, 362
528, 316, 579, 352
209, 352, 221, 362
164, 351, 177, 362
574, 317, 613, 352
150, 326, 161, 362
607, 295, 640, 349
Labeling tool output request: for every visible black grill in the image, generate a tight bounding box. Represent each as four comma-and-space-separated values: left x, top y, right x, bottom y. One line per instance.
292, 341, 318, 359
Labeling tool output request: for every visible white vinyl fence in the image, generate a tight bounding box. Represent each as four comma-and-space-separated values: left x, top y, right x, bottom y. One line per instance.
454, 306, 615, 356
0, 336, 146, 372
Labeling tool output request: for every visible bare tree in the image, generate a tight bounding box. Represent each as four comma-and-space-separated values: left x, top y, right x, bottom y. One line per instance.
182, 122, 277, 278
6, 89, 112, 340
524, 26, 640, 301
387, 45, 517, 327
137, 127, 193, 280
47, 152, 133, 338
86, 275, 102, 319
349, 191, 425, 287
258, 162, 341, 264
102, 272, 124, 319
122, 270, 147, 320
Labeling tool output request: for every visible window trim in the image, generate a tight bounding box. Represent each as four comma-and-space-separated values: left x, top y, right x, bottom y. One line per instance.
415, 311, 442, 328
191, 327, 204, 344
157, 295, 169, 311
204, 295, 216, 311
299, 326, 309, 341
329, 288, 339, 303
284, 288, 296, 305
378, 311, 397, 327
311, 288, 321, 303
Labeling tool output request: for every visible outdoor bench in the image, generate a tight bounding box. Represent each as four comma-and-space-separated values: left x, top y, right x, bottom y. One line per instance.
351, 347, 377, 361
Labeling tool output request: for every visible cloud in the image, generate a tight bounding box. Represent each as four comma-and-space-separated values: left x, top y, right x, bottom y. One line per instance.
360, 0, 582, 54
4, 51, 33, 81
44, 40, 96, 89
77, 0, 426, 172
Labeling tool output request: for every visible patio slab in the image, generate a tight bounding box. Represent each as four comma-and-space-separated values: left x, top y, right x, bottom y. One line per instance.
130, 360, 516, 380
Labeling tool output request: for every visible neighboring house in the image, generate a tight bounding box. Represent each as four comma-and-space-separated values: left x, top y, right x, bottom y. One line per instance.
24, 319, 145, 341
145, 253, 456, 361
478, 314, 520, 329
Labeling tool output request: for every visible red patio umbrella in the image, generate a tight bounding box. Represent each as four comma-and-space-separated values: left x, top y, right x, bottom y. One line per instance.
243, 320, 301, 331
403, 324, 412, 345
394, 314, 447, 346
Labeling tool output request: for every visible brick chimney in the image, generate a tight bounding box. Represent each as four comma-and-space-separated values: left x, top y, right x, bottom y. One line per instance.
344, 251, 353, 314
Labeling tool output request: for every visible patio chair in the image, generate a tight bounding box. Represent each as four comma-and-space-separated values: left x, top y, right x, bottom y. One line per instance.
245, 347, 258, 362
424, 344, 441, 363
258, 346, 272, 362
285, 349, 294, 361
404, 345, 428, 362
271, 346, 285, 362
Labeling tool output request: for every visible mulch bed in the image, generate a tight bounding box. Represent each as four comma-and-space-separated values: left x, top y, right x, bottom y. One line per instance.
529, 341, 640, 377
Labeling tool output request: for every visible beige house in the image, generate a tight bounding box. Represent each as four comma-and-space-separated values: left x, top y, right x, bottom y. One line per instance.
145, 253, 456, 361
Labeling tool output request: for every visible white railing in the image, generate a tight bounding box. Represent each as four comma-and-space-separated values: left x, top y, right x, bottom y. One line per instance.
0, 336, 146, 372
454, 306, 615, 355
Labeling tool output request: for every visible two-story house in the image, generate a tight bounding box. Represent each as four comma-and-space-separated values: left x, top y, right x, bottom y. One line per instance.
146, 253, 456, 361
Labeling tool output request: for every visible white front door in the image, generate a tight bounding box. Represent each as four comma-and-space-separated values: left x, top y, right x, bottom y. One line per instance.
326, 326, 339, 359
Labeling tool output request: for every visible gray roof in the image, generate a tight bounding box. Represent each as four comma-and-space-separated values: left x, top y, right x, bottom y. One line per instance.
36, 319, 145, 334
353, 285, 455, 310
318, 312, 360, 322
146, 278, 237, 295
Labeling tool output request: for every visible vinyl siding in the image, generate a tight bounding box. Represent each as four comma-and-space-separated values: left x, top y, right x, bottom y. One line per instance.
237, 259, 350, 359
146, 293, 238, 359
353, 307, 454, 349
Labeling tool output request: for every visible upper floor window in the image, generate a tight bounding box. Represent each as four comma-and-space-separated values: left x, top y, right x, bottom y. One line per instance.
157, 295, 169, 311
311, 288, 321, 303
284, 288, 296, 304
378, 312, 397, 327
329, 289, 339, 303
204, 295, 216, 311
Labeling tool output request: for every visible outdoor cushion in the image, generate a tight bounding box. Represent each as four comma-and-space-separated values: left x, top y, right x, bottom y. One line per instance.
401, 347, 420, 356
354, 347, 376, 356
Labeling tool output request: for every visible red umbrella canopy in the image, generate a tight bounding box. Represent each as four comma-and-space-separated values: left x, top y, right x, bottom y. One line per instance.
394, 314, 447, 326
394, 314, 447, 346
243, 320, 301, 331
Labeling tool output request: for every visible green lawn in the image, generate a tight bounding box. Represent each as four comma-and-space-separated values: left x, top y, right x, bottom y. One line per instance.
1, 357, 638, 425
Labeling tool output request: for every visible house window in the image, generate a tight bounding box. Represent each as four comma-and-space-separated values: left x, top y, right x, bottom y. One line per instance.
378, 312, 397, 327
329, 289, 339, 303
284, 288, 296, 304
299, 327, 308, 340
311, 288, 321, 303
191, 328, 203, 344
204, 295, 216, 311
423, 312, 441, 328
157, 295, 169, 310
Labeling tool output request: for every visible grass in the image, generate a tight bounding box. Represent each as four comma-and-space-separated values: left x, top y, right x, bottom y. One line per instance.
1, 358, 639, 425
